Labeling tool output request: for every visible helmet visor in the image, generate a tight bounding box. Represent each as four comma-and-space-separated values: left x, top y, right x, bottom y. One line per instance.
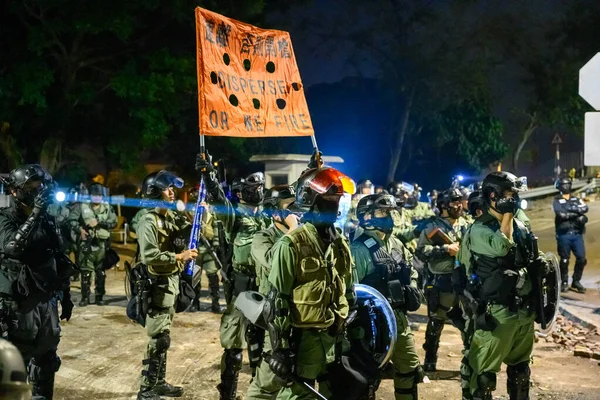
154, 171, 184, 191
246, 172, 265, 186
514, 176, 528, 192
310, 168, 356, 196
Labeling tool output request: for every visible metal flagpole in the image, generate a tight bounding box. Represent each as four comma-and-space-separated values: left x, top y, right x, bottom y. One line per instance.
184, 134, 208, 277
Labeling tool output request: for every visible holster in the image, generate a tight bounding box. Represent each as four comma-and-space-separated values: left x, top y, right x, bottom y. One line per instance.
232, 271, 256, 297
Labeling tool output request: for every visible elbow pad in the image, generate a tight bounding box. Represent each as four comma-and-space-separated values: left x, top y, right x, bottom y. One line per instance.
4, 209, 43, 257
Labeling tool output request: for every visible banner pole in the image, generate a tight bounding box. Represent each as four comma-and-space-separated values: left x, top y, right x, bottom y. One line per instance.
184, 133, 208, 278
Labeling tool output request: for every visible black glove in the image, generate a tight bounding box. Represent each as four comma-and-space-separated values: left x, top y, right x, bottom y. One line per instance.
534, 256, 551, 277
403, 285, 422, 312
60, 291, 74, 321
33, 187, 54, 211
195, 152, 214, 176
308, 149, 323, 169
267, 349, 292, 381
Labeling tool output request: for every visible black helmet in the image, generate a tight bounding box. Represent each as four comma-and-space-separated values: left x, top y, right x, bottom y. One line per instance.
5, 164, 53, 207
141, 170, 184, 199
467, 190, 486, 217
436, 188, 463, 211
295, 167, 356, 211
459, 186, 472, 201
88, 183, 108, 197
481, 171, 527, 202
263, 184, 295, 212
555, 177, 572, 194
386, 181, 406, 206
356, 193, 396, 226
236, 172, 265, 205
374, 185, 384, 193
357, 179, 373, 193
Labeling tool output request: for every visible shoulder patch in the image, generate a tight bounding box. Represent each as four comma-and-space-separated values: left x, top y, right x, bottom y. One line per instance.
364, 237, 377, 249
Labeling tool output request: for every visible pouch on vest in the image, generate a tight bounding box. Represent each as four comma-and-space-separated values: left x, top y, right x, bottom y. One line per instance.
387, 280, 405, 309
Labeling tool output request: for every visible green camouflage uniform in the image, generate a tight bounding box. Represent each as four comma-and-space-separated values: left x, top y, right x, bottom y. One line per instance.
351, 230, 423, 400
210, 188, 269, 398
417, 215, 469, 370
457, 212, 538, 398
246, 224, 285, 400
69, 202, 117, 303
130, 208, 149, 235
267, 223, 353, 400
136, 208, 183, 394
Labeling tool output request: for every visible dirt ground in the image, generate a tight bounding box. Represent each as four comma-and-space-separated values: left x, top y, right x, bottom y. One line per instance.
53, 201, 600, 400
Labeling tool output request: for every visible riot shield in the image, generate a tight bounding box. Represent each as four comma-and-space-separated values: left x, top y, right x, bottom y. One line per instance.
536, 252, 561, 336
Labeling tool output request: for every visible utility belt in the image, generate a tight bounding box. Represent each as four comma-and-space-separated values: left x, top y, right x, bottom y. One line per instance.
427, 273, 454, 293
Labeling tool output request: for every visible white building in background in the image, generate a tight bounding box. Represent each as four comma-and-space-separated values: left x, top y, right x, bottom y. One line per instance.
249, 154, 344, 187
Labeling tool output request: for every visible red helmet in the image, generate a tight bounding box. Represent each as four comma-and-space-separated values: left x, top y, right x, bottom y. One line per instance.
294, 167, 356, 211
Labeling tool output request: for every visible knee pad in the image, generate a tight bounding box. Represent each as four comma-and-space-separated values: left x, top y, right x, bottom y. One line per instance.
507, 361, 530, 381
477, 372, 496, 392
30, 353, 61, 381
153, 332, 171, 352
225, 348, 243, 371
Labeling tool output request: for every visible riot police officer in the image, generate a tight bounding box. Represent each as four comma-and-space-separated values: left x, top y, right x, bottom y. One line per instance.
136, 170, 197, 400
417, 188, 468, 372
196, 154, 269, 400
246, 184, 299, 400
458, 171, 548, 400
0, 164, 74, 399
352, 193, 424, 400
70, 183, 117, 306
386, 181, 416, 245
264, 166, 356, 399
553, 177, 588, 293
460, 187, 474, 224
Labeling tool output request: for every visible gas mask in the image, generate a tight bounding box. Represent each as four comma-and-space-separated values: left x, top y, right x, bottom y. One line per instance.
372, 214, 395, 234
494, 196, 519, 215
242, 185, 264, 205
309, 196, 340, 227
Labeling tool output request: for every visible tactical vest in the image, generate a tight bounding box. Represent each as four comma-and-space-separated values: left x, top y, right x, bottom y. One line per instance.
144, 211, 183, 276
356, 234, 408, 299
287, 224, 351, 329
232, 205, 267, 275
472, 216, 529, 305
81, 203, 112, 241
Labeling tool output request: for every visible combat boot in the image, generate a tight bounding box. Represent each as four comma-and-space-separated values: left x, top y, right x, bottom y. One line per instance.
208, 273, 222, 313
570, 281, 586, 294
154, 352, 183, 397
79, 272, 92, 307
95, 295, 105, 306
138, 351, 162, 400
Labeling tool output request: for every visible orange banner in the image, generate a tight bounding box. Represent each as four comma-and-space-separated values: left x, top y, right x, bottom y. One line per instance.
195, 8, 314, 137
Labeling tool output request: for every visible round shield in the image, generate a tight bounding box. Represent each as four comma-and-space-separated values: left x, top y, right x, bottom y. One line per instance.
536, 252, 561, 337
348, 284, 398, 370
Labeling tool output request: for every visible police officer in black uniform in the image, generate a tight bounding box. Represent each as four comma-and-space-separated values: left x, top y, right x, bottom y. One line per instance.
0, 165, 74, 399
553, 177, 588, 293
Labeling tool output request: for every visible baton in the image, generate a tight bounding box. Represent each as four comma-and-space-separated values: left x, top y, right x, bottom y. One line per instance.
262, 352, 327, 400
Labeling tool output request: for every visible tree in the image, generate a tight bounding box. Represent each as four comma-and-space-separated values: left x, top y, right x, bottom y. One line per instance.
290, 0, 514, 183
0, 0, 278, 177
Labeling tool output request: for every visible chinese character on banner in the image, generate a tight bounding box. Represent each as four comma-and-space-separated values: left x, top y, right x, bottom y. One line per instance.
195, 7, 313, 138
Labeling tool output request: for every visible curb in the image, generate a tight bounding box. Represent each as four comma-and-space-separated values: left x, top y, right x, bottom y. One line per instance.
559, 304, 599, 331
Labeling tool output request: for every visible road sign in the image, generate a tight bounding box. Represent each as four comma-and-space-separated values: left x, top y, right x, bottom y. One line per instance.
551, 133, 563, 145
585, 112, 600, 166
579, 53, 600, 110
